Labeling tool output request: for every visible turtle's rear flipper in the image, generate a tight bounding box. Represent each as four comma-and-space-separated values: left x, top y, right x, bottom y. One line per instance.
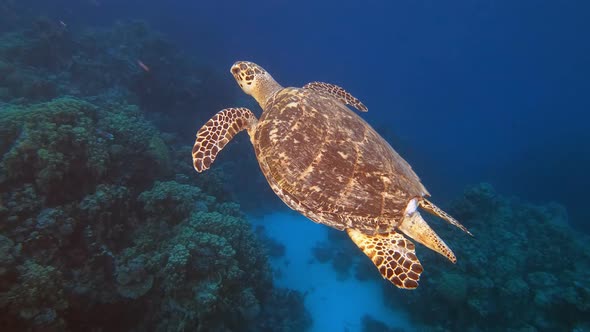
399, 211, 457, 263
303, 81, 368, 112
347, 228, 423, 289
419, 198, 473, 236
193, 107, 258, 172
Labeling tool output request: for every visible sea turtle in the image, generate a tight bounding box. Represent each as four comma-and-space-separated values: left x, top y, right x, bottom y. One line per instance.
192, 61, 471, 289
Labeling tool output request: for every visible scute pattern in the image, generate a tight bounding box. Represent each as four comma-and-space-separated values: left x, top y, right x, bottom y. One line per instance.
303, 81, 368, 112
191, 61, 467, 290
192, 107, 257, 172
347, 228, 423, 289
254, 88, 427, 234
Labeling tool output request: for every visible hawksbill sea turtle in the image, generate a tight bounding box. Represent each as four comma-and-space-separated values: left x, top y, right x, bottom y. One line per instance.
192, 61, 471, 289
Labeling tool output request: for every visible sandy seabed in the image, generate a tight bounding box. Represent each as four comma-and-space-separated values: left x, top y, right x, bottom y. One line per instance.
250, 211, 414, 332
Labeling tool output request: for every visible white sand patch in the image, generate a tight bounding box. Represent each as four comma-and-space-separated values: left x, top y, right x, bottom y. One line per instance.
250, 211, 415, 332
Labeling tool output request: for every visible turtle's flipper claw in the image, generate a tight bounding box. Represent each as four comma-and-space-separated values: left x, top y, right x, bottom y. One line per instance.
347, 228, 423, 289
193, 108, 258, 172
303, 81, 368, 112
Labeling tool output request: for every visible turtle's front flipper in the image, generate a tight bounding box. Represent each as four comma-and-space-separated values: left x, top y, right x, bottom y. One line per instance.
347, 228, 423, 289
419, 198, 473, 236
192, 107, 258, 172
303, 81, 368, 112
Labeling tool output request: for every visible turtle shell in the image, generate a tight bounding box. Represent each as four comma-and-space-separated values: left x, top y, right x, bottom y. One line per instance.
253, 87, 428, 235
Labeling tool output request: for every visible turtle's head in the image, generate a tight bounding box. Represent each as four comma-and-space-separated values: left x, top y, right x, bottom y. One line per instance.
231, 61, 283, 108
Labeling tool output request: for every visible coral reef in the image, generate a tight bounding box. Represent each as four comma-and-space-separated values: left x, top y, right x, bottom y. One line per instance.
0, 97, 168, 204
0, 18, 236, 139
383, 183, 590, 331
0, 95, 310, 331
0, 15, 281, 209
257, 288, 312, 332
0, 16, 284, 214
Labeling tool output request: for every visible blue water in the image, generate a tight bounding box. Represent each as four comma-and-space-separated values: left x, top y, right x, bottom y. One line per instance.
1, 1, 589, 331
158, 0, 590, 229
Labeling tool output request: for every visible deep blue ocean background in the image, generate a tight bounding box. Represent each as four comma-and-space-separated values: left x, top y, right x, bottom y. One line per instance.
14, 0, 590, 228
1, 1, 589, 331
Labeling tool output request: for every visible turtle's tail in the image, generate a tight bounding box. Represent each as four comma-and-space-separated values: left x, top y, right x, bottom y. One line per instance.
419, 198, 473, 236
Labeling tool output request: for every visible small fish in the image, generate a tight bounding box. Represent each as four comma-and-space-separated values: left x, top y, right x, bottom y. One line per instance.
59, 20, 67, 28
137, 60, 150, 72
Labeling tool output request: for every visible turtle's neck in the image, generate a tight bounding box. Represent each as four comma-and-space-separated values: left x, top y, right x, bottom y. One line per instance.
252, 75, 283, 110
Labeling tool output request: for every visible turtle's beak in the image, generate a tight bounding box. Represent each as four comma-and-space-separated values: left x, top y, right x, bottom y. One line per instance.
230, 61, 257, 96
230, 62, 243, 81
229, 61, 283, 107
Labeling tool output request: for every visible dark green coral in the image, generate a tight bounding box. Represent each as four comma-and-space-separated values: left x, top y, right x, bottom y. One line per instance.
385, 183, 590, 331
0, 97, 172, 205
1, 98, 107, 200
138, 180, 213, 224
0, 20, 310, 331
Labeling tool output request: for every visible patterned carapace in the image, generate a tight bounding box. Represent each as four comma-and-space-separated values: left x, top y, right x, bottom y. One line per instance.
192, 61, 471, 289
